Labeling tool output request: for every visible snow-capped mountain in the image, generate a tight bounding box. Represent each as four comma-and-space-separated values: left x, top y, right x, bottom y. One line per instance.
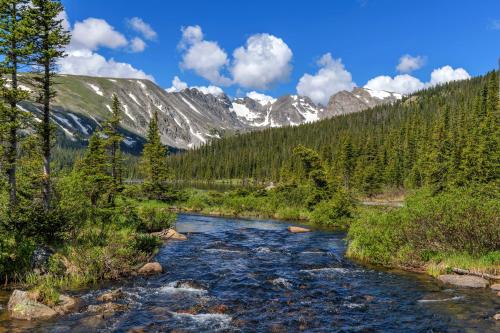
18, 75, 402, 150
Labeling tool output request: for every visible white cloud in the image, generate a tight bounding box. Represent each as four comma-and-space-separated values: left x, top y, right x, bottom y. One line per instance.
179, 25, 230, 85
59, 49, 154, 81
57, 10, 71, 31
127, 17, 157, 40
165, 76, 223, 96
364, 74, 425, 95
231, 33, 293, 90
428, 65, 470, 86
130, 37, 146, 53
166, 76, 189, 92
296, 53, 355, 105
364, 65, 470, 95
246, 91, 276, 105
396, 54, 426, 73
71, 18, 128, 51
194, 85, 224, 96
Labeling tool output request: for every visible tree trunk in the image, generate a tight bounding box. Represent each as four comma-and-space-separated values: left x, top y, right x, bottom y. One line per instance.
41, 44, 51, 212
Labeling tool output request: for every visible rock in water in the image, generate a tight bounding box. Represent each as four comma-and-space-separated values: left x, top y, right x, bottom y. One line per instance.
7, 290, 57, 320
138, 262, 163, 275
53, 295, 79, 315
288, 226, 311, 233
490, 283, 500, 291
97, 288, 124, 302
152, 229, 187, 241
494, 313, 500, 321
87, 302, 128, 314
437, 275, 488, 288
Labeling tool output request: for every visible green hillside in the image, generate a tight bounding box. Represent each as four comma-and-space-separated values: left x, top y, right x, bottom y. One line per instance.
168, 71, 499, 194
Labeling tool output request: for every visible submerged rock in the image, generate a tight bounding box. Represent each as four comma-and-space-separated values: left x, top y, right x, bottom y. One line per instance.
97, 288, 124, 302
87, 302, 128, 314
8, 290, 57, 321
288, 226, 311, 233
438, 275, 488, 288
53, 295, 79, 315
138, 262, 163, 275
152, 228, 187, 241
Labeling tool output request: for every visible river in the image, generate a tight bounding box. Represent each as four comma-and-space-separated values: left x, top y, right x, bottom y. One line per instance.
0, 214, 499, 332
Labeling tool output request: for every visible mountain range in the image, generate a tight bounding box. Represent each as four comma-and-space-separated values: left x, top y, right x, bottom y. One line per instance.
17, 75, 402, 150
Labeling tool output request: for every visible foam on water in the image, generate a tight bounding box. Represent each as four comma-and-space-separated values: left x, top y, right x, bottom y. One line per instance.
157, 281, 208, 294
171, 312, 232, 330
417, 296, 465, 303
271, 277, 292, 289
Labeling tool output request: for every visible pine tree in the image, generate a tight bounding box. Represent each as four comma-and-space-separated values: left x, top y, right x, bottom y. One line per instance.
0, 0, 33, 208
76, 132, 112, 210
104, 94, 123, 203
28, 0, 70, 211
339, 136, 354, 189
140, 111, 169, 199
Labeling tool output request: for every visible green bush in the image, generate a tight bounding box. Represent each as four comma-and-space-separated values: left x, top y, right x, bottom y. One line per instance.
347, 187, 500, 268
134, 233, 162, 254
137, 206, 176, 232
0, 232, 35, 281
310, 190, 354, 227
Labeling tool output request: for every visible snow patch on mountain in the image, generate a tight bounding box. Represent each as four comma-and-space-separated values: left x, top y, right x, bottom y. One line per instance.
87, 83, 103, 96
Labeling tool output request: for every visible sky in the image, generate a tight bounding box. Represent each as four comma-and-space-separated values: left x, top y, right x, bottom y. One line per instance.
60, 0, 500, 105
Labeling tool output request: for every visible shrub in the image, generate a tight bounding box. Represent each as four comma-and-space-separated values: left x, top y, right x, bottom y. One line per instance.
310, 190, 354, 227
137, 206, 176, 232
134, 233, 162, 254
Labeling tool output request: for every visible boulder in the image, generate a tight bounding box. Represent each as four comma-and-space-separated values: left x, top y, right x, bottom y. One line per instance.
138, 262, 163, 275
7, 290, 57, 321
437, 275, 488, 288
494, 313, 500, 321
53, 294, 79, 315
490, 283, 500, 291
152, 229, 187, 241
97, 288, 124, 302
87, 302, 128, 314
288, 226, 311, 233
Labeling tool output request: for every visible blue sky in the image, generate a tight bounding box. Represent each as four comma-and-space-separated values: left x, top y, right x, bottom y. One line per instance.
61, 0, 500, 104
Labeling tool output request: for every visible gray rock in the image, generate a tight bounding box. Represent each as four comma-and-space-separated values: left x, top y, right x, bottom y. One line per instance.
438, 275, 489, 288
7, 290, 57, 320
87, 302, 128, 314
97, 288, 124, 302
31, 246, 54, 275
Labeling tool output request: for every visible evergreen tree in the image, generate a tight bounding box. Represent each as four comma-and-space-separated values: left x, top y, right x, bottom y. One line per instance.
339, 136, 354, 189
104, 94, 123, 203
0, 0, 33, 208
140, 111, 169, 199
28, 0, 70, 211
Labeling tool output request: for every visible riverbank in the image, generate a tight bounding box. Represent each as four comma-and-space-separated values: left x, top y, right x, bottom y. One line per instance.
172, 185, 500, 279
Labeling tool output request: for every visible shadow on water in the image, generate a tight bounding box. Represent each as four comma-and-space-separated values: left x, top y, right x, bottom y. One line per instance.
1, 214, 499, 332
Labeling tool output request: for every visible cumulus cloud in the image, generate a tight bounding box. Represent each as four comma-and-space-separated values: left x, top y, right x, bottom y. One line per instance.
364, 65, 470, 95
428, 65, 470, 86
165, 76, 224, 96
396, 54, 426, 73
59, 49, 154, 81
231, 33, 293, 90
246, 91, 276, 105
71, 18, 128, 51
127, 17, 157, 40
364, 74, 425, 95
179, 25, 230, 85
296, 53, 355, 105
130, 37, 146, 53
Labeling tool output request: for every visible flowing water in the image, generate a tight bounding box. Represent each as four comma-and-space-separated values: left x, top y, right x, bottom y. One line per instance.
0, 214, 499, 332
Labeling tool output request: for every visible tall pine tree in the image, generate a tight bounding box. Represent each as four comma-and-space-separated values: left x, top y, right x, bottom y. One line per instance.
28, 0, 70, 211
0, 0, 33, 208
104, 94, 123, 203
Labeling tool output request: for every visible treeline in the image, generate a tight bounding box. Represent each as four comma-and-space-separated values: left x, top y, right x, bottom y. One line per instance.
168, 72, 499, 196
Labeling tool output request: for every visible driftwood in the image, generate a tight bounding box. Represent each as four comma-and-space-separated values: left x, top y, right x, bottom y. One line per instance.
452, 268, 500, 281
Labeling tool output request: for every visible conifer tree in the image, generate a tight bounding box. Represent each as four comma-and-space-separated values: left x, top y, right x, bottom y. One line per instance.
104, 94, 123, 202
28, 0, 70, 211
140, 111, 169, 199
0, 0, 33, 208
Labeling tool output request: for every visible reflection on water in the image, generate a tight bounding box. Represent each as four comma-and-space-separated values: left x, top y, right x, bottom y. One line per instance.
0, 214, 499, 332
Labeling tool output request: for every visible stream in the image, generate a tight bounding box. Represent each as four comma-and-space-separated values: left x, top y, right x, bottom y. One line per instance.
0, 214, 499, 332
